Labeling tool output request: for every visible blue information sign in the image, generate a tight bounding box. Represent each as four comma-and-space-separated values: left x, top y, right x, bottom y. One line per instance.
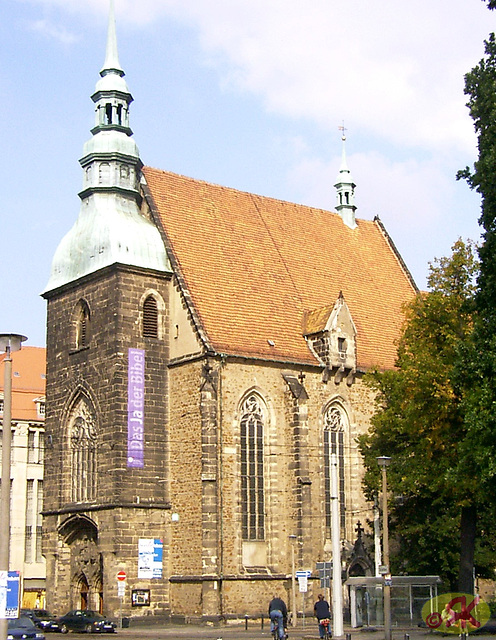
0, 571, 21, 619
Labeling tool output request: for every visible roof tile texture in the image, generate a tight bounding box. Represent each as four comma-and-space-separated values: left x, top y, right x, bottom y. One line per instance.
143, 167, 416, 369
0, 346, 46, 421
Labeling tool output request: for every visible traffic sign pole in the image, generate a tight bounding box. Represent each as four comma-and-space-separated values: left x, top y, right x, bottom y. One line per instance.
116, 571, 126, 629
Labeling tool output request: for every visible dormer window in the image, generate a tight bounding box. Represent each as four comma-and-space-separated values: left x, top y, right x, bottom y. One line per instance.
302, 293, 357, 384
37, 401, 46, 418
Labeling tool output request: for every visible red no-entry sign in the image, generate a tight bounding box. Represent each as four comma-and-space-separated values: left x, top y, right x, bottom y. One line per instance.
117, 571, 126, 582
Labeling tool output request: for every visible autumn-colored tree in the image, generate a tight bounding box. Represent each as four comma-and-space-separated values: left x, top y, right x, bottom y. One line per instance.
358, 240, 488, 589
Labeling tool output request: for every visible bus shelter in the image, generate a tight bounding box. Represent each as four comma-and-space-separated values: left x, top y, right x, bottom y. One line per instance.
345, 576, 441, 628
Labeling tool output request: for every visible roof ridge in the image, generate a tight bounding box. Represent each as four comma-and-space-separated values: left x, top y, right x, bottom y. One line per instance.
143, 165, 377, 224
373, 216, 419, 292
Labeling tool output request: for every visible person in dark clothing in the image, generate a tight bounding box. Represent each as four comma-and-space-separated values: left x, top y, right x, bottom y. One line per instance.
269, 596, 288, 639
314, 594, 331, 638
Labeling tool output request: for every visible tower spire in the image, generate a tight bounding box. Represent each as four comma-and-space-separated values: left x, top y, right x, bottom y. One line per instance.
334, 125, 357, 229
43, 0, 170, 294
101, 0, 124, 76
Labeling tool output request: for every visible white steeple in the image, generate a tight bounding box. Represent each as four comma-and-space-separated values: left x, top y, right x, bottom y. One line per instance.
101, 0, 124, 76
44, 0, 170, 294
334, 130, 357, 230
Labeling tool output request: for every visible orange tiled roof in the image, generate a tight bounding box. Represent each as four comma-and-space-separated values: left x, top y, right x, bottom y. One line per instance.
143, 167, 417, 370
0, 346, 46, 422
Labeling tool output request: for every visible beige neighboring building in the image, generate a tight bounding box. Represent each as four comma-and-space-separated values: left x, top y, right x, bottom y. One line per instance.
41, 6, 418, 622
0, 346, 46, 607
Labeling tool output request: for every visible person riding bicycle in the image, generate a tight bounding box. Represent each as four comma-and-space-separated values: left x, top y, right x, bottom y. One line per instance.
314, 593, 331, 639
269, 595, 288, 640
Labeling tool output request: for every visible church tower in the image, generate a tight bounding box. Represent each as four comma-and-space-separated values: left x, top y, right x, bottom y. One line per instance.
42, 0, 172, 616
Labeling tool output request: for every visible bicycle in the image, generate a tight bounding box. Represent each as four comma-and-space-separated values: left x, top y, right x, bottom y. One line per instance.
270, 619, 288, 640
319, 617, 332, 640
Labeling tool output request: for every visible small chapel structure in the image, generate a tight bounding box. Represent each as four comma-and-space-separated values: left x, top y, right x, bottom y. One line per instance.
41, 3, 418, 621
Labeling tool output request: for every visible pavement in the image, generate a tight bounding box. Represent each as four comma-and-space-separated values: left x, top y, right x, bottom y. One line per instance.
112, 621, 490, 640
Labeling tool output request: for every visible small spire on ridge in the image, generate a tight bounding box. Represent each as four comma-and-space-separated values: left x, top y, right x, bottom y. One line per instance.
338, 122, 349, 172
334, 122, 357, 229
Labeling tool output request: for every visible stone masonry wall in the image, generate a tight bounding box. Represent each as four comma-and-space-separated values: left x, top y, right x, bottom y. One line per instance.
197, 358, 373, 617
43, 265, 171, 618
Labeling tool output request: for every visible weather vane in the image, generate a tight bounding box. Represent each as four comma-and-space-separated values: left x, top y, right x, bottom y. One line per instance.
338, 121, 347, 141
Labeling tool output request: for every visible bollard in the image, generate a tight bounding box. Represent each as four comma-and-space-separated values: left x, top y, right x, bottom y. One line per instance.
245, 615, 249, 631
346, 633, 352, 640
404, 634, 410, 640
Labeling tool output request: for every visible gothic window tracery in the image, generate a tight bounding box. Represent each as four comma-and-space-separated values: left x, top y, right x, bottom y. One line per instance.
240, 393, 265, 541
324, 404, 346, 534
70, 401, 97, 503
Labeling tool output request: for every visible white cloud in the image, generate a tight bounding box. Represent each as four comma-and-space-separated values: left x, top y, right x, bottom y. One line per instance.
29, 18, 78, 44
16, 0, 493, 157
287, 148, 452, 222
179, 3, 486, 153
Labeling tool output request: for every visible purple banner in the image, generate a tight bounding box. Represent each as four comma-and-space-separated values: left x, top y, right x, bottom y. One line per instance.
127, 348, 145, 468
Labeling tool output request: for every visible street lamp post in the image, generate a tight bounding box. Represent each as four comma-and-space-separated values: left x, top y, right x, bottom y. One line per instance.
0, 334, 27, 640
289, 534, 297, 627
377, 456, 392, 640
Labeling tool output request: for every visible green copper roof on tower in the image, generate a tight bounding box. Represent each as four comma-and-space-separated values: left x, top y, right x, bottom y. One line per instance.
43, 0, 171, 294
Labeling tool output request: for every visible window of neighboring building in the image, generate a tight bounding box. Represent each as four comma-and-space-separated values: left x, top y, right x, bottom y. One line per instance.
36, 481, 43, 562
240, 393, 265, 541
142, 295, 158, 338
74, 300, 90, 350
39, 432, 45, 465
324, 404, 346, 534
28, 430, 36, 464
25, 479, 34, 563
25, 480, 43, 563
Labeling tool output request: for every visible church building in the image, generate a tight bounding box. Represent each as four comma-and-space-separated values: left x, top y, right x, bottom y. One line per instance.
42, 4, 417, 621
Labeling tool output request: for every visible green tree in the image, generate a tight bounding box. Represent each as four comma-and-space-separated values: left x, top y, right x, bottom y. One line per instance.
359, 240, 486, 589
456, 4, 496, 592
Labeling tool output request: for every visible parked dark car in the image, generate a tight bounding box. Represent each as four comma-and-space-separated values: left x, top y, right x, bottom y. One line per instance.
7, 616, 46, 640
21, 609, 61, 633
57, 610, 116, 634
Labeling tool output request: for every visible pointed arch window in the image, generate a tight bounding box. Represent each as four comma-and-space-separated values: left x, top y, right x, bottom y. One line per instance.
240, 394, 265, 541
324, 405, 346, 534
142, 295, 158, 338
70, 406, 97, 503
74, 300, 90, 350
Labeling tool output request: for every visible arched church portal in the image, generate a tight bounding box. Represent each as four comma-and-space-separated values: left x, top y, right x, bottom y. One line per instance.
58, 515, 103, 611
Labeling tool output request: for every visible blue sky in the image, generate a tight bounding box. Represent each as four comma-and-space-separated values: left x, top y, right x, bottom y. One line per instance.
1, 0, 494, 347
